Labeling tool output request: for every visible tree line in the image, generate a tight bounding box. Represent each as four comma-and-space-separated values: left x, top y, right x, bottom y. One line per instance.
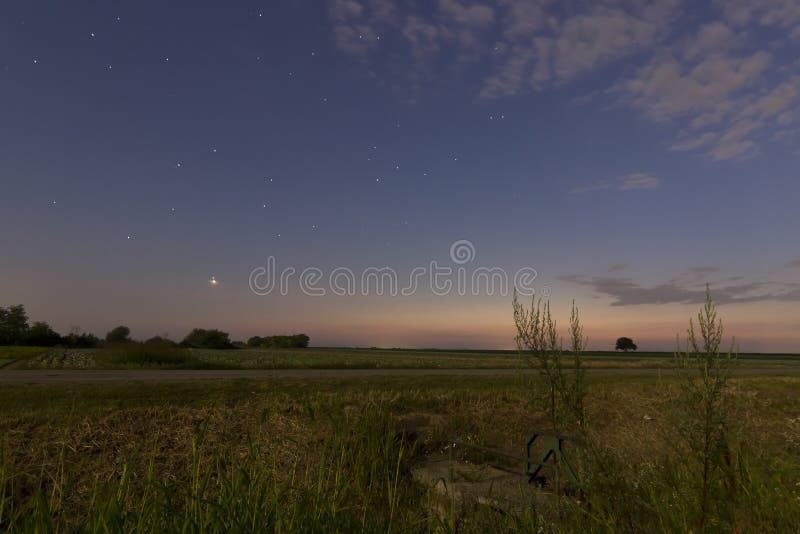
0, 305, 310, 350
246, 334, 310, 349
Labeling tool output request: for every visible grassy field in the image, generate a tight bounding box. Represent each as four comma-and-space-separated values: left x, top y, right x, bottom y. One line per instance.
3, 345, 800, 370
0, 347, 51, 369
0, 373, 798, 531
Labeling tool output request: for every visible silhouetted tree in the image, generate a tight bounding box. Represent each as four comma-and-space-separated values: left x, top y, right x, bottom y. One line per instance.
25, 321, 62, 347
247, 334, 310, 348
615, 337, 637, 352
0, 305, 29, 345
181, 329, 233, 349
63, 328, 101, 348
106, 325, 132, 344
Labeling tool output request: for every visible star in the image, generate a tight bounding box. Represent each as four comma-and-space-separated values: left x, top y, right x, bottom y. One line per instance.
170, 207, 176, 214
107, 65, 113, 70
262, 202, 268, 208
33, 58, 38, 64
311, 51, 316, 56
312, 224, 317, 230
90, 32, 95, 38
376, 177, 381, 182
126, 235, 133, 240
276, 233, 281, 238
164, 57, 169, 62
176, 162, 182, 168
209, 276, 218, 286
51, 200, 57, 205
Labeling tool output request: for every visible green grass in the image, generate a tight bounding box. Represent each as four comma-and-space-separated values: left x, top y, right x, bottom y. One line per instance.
0, 375, 798, 532
0, 347, 50, 368
7, 345, 800, 370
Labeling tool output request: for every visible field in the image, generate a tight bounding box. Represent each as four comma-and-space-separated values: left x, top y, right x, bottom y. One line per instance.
1, 371, 799, 532
3, 345, 800, 370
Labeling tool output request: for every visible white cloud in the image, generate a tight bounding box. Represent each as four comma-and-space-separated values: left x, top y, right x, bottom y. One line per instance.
717, 0, 800, 32
671, 131, 719, 151
618, 12, 800, 160
620, 173, 660, 190
483, 0, 680, 96
327, 0, 800, 160
683, 21, 736, 59
571, 173, 660, 193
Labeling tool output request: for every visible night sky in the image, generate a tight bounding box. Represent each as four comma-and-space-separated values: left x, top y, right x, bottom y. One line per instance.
2, 1, 799, 351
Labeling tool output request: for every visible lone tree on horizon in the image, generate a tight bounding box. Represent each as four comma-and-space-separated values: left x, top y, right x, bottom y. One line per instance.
615, 336, 637, 352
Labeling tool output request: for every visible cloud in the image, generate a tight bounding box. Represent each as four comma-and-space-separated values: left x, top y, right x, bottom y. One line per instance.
671, 131, 719, 152
329, 0, 394, 57
617, 14, 800, 160
608, 263, 628, 273
327, 0, 800, 159
620, 173, 659, 190
786, 259, 800, 269
483, 0, 681, 96
716, 0, 800, 33
559, 273, 800, 306
571, 173, 659, 194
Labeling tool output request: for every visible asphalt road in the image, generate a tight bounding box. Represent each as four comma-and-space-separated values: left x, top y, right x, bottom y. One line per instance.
0, 367, 799, 384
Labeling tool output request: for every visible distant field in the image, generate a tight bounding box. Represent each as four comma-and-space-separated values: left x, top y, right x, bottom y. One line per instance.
2, 345, 799, 370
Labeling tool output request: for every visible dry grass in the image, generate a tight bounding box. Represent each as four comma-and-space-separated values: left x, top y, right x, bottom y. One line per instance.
0, 374, 798, 531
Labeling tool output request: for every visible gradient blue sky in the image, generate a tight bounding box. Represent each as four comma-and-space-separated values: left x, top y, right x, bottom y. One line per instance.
2, 1, 799, 351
